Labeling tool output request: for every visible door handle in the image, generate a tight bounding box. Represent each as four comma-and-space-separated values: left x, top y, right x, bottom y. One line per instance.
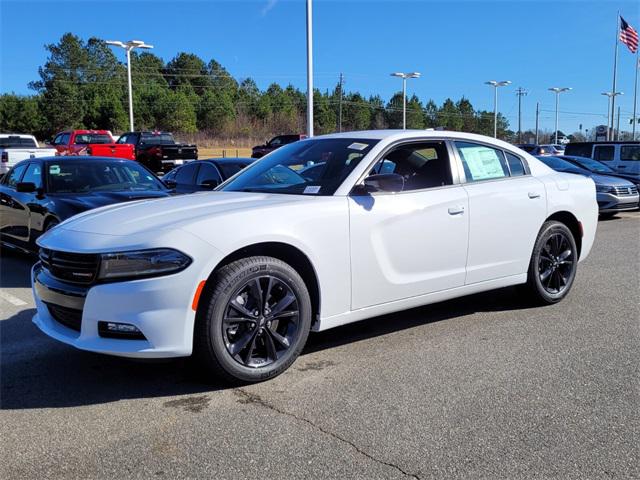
448, 205, 465, 215
528, 192, 541, 199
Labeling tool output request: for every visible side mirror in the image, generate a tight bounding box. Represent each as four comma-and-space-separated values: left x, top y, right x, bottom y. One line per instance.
163, 179, 177, 189
356, 173, 404, 193
16, 182, 37, 193
199, 179, 219, 189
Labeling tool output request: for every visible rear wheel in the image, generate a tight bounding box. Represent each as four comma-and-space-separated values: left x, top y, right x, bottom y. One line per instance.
524, 221, 578, 305
194, 256, 312, 383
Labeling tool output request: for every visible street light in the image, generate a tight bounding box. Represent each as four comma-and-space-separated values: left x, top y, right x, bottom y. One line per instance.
548, 87, 571, 144
106, 39, 154, 131
391, 72, 421, 129
601, 91, 623, 141
484, 80, 511, 138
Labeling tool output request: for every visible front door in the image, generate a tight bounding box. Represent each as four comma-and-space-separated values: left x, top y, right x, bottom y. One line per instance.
349, 141, 469, 310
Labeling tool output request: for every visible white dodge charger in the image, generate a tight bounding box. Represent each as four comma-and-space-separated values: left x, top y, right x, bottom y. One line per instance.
32, 130, 598, 383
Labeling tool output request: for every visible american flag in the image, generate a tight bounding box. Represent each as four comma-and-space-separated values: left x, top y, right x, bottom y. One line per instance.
619, 16, 638, 54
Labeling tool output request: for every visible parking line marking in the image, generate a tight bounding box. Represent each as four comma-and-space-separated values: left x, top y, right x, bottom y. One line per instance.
0, 290, 28, 307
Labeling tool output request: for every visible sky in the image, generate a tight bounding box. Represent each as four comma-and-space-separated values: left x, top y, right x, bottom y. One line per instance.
1, 0, 639, 135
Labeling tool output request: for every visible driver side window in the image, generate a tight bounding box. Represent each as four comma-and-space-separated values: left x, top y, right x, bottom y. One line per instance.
368, 142, 453, 191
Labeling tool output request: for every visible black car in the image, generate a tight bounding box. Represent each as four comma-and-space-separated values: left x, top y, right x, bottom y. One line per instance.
559, 155, 640, 186
0, 156, 171, 252
161, 158, 254, 194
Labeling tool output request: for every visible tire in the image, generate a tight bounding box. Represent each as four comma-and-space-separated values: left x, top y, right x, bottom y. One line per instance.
524, 221, 578, 305
194, 256, 312, 383
44, 218, 59, 232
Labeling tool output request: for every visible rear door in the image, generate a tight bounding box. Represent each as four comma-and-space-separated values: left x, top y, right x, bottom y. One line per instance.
453, 141, 547, 284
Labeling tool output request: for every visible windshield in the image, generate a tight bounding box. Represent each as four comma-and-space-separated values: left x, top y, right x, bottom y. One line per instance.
220, 138, 379, 196
563, 156, 614, 173
46, 161, 165, 193
537, 155, 584, 172
74, 134, 112, 144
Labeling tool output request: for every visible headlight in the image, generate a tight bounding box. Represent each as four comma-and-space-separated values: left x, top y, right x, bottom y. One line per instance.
595, 184, 614, 193
98, 248, 191, 280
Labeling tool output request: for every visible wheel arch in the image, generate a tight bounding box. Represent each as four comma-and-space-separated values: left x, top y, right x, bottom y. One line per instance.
545, 210, 583, 259
203, 241, 321, 327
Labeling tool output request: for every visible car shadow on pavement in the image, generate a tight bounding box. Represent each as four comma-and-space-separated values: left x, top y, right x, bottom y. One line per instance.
0, 285, 530, 410
0, 249, 37, 288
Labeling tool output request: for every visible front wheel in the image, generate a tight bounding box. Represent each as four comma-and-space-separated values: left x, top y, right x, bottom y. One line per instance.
194, 256, 312, 383
524, 221, 578, 305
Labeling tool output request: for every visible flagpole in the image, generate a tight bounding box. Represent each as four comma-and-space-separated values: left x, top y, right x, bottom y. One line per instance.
610, 11, 619, 141
633, 50, 639, 140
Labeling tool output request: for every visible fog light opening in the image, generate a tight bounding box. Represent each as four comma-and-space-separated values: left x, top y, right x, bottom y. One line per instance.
98, 321, 146, 340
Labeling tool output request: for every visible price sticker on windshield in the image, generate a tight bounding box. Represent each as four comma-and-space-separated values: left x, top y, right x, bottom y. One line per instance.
49, 165, 61, 175
303, 185, 321, 194
348, 142, 369, 151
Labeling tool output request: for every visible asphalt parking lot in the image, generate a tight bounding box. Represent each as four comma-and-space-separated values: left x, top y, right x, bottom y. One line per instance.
1, 213, 638, 479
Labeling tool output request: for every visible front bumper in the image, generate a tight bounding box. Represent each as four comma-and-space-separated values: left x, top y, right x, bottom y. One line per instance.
31, 262, 202, 358
597, 192, 639, 213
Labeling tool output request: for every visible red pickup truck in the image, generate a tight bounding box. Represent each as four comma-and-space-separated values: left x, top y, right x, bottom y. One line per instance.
51, 130, 135, 160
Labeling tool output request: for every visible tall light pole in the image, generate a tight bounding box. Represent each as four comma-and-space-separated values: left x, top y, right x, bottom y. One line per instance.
601, 91, 623, 140
548, 87, 571, 144
306, 0, 314, 137
391, 72, 421, 129
106, 40, 154, 132
484, 80, 511, 138
515, 87, 528, 143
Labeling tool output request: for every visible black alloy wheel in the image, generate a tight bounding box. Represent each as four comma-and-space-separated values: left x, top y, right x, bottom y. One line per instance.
222, 276, 300, 368
194, 256, 312, 383
525, 220, 578, 305
537, 232, 575, 295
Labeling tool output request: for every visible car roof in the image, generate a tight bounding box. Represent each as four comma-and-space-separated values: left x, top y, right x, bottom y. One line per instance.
203, 158, 254, 164
34, 156, 133, 162
567, 141, 640, 145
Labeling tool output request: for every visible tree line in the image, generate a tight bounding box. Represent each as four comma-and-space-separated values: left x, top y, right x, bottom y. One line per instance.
0, 33, 512, 142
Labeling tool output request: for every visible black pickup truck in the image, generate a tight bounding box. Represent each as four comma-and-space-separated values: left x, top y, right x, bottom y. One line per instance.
117, 131, 198, 172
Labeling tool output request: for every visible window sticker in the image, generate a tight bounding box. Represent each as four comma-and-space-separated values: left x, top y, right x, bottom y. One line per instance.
49, 165, 61, 175
460, 146, 505, 180
348, 142, 369, 151
303, 185, 321, 194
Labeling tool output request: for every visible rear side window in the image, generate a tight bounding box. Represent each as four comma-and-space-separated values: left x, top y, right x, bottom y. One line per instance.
620, 145, 640, 161
0, 136, 37, 148
74, 134, 112, 144
4, 164, 27, 188
564, 143, 593, 158
594, 145, 614, 161
455, 142, 510, 182
505, 152, 526, 176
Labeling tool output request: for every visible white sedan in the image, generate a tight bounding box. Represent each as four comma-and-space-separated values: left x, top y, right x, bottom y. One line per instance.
32, 130, 598, 383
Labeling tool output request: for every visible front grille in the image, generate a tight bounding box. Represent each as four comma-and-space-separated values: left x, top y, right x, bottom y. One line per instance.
39, 249, 100, 285
613, 185, 639, 196
45, 302, 82, 332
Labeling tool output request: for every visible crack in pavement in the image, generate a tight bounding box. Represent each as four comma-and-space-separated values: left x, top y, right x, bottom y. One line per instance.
234, 388, 421, 479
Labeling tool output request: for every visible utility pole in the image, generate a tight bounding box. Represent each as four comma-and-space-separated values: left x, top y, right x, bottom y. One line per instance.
306, 0, 314, 137
616, 106, 621, 140
515, 87, 527, 143
535, 102, 539, 144
338, 73, 344, 133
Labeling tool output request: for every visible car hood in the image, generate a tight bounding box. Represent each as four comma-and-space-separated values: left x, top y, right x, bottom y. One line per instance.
56, 191, 314, 236
587, 173, 635, 187
54, 190, 170, 210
